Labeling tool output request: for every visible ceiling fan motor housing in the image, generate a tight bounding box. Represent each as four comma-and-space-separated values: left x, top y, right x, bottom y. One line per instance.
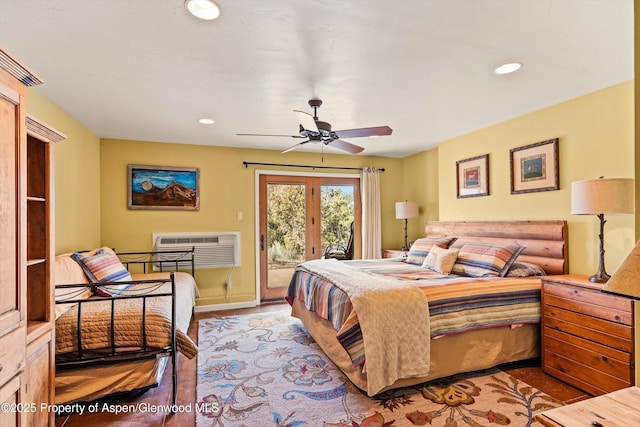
239, 97, 390, 154
316, 120, 331, 136
299, 120, 332, 139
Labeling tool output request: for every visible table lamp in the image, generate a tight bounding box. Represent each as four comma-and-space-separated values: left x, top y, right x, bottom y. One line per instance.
395, 201, 419, 251
571, 177, 634, 283
602, 239, 640, 299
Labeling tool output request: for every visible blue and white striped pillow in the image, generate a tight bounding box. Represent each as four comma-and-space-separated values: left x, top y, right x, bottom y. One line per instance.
451, 242, 525, 277
72, 248, 132, 296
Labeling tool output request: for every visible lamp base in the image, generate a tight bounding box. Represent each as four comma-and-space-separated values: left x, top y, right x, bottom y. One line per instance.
589, 271, 610, 283
590, 213, 610, 284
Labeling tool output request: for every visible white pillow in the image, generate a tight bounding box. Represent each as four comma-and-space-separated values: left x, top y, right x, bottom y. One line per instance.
422, 245, 460, 275
54, 253, 92, 319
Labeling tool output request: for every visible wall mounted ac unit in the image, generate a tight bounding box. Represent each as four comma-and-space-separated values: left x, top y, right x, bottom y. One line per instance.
152, 231, 240, 269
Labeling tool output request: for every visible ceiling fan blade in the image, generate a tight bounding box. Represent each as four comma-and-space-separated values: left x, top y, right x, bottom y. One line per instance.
294, 110, 319, 133
328, 139, 364, 154
333, 126, 393, 139
237, 133, 305, 138
281, 140, 310, 154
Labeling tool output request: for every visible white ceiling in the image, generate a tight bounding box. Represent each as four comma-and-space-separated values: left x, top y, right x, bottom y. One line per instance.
0, 0, 633, 158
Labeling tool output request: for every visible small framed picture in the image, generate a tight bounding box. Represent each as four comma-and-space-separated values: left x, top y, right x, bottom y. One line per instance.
128, 164, 200, 210
456, 154, 489, 198
510, 138, 559, 194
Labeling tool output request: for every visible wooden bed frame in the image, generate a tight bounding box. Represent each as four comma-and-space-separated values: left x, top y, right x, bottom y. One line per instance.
426, 220, 568, 275
290, 219, 569, 394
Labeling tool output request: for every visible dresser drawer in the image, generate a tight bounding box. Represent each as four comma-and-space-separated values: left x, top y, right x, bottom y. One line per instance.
544, 327, 632, 380
543, 307, 632, 352
543, 283, 633, 325
543, 350, 632, 396
0, 327, 25, 388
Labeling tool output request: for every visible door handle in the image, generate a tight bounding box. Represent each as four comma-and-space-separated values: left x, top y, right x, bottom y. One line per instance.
260, 234, 265, 251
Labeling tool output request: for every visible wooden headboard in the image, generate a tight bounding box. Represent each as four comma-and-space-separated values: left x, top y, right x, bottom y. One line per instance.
425, 220, 568, 275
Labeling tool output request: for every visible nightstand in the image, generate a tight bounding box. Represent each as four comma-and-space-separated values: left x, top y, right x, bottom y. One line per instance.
541, 274, 635, 396
382, 249, 406, 259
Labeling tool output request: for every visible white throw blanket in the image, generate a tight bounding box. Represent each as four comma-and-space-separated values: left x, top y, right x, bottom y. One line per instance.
298, 259, 431, 395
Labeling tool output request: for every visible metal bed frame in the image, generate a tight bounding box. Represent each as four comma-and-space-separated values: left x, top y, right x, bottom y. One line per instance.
54, 248, 195, 409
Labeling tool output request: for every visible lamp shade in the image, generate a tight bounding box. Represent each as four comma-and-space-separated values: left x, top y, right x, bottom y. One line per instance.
571, 178, 634, 215
602, 239, 640, 299
395, 201, 418, 219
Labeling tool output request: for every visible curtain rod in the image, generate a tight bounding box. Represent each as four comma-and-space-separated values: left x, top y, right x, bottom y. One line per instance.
242, 161, 385, 172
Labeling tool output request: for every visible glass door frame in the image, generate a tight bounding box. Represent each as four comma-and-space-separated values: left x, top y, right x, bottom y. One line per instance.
254, 170, 361, 303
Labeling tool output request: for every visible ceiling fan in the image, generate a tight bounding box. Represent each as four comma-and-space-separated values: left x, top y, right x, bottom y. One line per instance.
237, 98, 392, 154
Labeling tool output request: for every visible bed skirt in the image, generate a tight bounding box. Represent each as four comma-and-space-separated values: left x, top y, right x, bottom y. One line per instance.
55, 357, 167, 404
291, 298, 539, 394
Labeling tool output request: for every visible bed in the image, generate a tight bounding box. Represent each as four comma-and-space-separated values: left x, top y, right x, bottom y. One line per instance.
54, 247, 199, 406
287, 220, 568, 396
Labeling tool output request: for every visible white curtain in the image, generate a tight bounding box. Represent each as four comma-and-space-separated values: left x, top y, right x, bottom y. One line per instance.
360, 167, 382, 259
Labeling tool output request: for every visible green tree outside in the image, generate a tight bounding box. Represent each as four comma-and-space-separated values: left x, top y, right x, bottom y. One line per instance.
267, 184, 354, 268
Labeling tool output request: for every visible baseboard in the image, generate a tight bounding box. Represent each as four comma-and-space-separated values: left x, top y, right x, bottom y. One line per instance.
194, 300, 258, 313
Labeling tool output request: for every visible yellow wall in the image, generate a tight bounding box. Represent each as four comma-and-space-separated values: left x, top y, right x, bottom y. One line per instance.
26, 90, 101, 253
27, 76, 634, 306
437, 81, 635, 276
100, 139, 404, 307
399, 148, 440, 240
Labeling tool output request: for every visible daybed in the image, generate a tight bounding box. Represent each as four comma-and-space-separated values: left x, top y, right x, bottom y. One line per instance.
54, 247, 199, 405
287, 220, 568, 396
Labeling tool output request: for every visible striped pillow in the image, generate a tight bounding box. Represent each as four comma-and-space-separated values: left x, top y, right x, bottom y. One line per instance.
451, 242, 525, 277
72, 248, 133, 296
405, 237, 458, 265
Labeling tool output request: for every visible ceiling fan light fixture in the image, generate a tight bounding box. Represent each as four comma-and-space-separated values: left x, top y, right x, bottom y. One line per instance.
495, 62, 523, 75
185, 0, 221, 21
198, 118, 215, 124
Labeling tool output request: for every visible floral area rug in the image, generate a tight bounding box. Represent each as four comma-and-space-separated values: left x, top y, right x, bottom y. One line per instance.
196, 310, 561, 427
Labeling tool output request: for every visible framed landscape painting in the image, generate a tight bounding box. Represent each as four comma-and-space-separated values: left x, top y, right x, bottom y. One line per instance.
456, 154, 489, 198
128, 164, 200, 210
510, 138, 559, 194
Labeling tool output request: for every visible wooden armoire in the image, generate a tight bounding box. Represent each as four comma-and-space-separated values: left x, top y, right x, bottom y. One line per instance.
0, 46, 63, 426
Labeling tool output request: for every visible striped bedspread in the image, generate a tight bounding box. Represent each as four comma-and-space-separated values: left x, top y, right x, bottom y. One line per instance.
286, 258, 541, 366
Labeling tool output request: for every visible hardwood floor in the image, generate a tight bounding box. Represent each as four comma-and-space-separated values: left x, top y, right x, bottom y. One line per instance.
55, 302, 589, 426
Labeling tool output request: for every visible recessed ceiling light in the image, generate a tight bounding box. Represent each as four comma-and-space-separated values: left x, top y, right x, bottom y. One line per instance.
495, 62, 522, 75
185, 0, 221, 21
198, 118, 215, 124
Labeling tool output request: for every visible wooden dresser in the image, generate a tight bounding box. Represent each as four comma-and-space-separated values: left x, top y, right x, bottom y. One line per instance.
0, 46, 58, 426
541, 274, 634, 396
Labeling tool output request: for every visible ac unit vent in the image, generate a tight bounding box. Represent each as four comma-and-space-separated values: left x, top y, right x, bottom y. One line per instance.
152, 232, 240, 269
